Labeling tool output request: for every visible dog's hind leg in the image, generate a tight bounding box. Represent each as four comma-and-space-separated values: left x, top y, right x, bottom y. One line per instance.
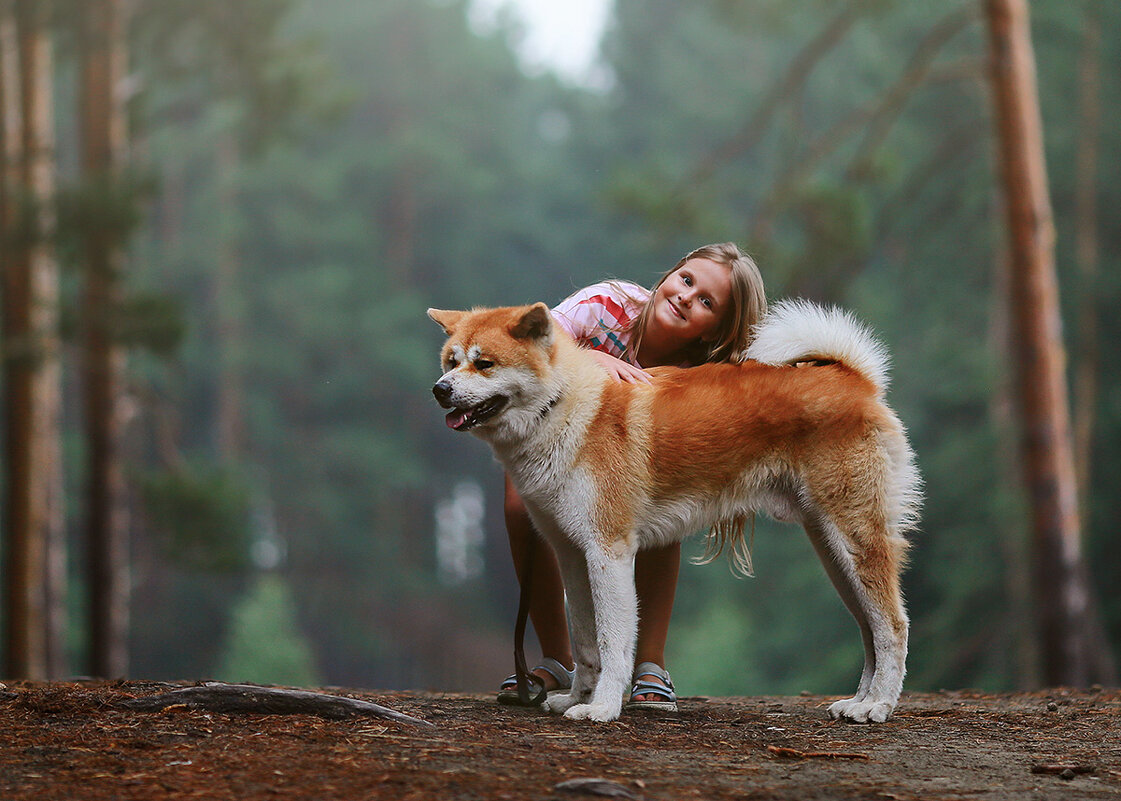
561, 547, 637, 723
802, 505, 908, 724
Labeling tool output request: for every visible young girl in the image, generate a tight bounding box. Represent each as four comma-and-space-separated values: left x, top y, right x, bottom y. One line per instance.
498, 242, 767, 712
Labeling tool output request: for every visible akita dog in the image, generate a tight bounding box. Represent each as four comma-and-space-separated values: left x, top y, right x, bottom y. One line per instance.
429, 300, 921, 723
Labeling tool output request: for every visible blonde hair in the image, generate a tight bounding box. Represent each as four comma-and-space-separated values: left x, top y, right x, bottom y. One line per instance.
627, 242, 767, 367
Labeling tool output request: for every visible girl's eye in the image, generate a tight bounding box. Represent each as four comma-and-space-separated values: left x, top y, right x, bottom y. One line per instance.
701, 297, 713, 309
682, 274, 693, 286
474, 359, 495, 370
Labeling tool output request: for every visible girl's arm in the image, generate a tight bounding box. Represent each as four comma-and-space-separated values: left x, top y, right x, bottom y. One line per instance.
589, 349, 651, 384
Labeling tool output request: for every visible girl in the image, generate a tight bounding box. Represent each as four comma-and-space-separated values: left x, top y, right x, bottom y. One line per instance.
498, 242, 767, 712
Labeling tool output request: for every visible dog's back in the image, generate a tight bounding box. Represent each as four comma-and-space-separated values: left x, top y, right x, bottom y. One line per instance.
588, 302, 920, 555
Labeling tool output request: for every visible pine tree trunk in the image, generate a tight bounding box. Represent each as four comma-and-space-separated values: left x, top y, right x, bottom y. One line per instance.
27, 0, 65, 681
983, 0, 1108, 686
988, 250, 1039, 689
1071, 6, 1099, 528
80, 0, 130, 679
1, 0, 62, 681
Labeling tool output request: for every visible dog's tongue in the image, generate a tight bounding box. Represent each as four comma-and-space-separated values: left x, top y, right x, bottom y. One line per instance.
445, 409, 470, 430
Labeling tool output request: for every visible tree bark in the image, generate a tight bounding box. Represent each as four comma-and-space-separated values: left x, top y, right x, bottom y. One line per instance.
1071, 5, 1099, 528
988, 246, 1039, 689
80, 0, 130, 679
1, 0, 62, 681
983, 0, 1107, 686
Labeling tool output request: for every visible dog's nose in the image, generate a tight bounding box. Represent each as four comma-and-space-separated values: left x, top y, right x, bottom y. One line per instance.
432, 380, 454, 407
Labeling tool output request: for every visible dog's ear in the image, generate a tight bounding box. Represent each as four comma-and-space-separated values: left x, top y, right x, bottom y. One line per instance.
428, 308, 465, 335
510, 303, 552, 341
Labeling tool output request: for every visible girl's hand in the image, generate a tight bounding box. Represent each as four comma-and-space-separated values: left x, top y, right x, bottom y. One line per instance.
590, 350, 651, 384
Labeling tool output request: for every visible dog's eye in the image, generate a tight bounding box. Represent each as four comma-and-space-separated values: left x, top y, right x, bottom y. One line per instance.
445, 356, 458, 369
474, 358, 495, 370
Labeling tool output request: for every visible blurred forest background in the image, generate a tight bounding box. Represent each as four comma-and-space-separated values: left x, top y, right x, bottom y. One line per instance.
1, 0, 1119, 699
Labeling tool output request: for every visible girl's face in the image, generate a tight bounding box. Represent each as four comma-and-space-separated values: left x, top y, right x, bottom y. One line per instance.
650, 258, 732, 344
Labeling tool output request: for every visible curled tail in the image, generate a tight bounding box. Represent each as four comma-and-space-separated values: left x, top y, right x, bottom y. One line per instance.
747, 299, 923, 535
745, 299, 892, 394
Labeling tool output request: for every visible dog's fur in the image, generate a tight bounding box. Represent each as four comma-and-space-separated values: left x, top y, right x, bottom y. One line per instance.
429, 300, 921, 723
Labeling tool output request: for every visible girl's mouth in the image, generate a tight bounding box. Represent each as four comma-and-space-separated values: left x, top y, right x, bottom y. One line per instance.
668, 299, 685, 320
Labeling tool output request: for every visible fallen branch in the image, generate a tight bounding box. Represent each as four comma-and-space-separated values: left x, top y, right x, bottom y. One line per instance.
119, 682, 433, 728
767, 745, 870, 761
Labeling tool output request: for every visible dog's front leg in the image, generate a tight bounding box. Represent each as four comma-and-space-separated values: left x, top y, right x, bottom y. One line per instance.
542, 538, 598, 715
562, 549, 636, 723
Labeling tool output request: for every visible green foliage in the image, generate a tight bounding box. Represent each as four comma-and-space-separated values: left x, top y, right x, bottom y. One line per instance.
55, 169, 156, 259
140, 464, 253, 573
213, 575, 322, 686
110, 292, 187, 356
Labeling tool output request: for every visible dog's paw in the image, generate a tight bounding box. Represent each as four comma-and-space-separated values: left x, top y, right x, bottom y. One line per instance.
543, 693, 578, 715
563, 702, 621, 723
828, 697, 894, 723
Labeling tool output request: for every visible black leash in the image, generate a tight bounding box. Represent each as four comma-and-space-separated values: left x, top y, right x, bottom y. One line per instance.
513, 528, 547, 706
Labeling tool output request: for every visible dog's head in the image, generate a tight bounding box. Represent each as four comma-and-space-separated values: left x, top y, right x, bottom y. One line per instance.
428, 303, 556, 436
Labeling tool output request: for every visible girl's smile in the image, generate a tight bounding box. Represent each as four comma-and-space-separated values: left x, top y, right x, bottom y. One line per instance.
652, 257, 732, 343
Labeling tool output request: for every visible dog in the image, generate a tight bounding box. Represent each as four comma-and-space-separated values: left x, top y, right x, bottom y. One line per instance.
429, 299, 921, 723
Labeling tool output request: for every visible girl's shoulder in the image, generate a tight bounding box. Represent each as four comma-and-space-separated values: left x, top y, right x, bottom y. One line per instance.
557, 279, 649, 311
551, 279, 649, 344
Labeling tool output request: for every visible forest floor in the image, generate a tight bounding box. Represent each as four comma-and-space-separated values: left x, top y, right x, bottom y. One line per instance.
0, 680, 1118, 800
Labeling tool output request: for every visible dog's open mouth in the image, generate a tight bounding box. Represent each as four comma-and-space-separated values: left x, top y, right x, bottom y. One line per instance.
442, 396, 508, 431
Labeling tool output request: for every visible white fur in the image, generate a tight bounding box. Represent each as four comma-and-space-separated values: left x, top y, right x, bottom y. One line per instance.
747, 299, 892, 394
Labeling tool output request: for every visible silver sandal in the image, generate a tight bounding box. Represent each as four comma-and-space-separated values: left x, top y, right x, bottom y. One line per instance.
625, 661, 678, 712
497, 656, 573, 706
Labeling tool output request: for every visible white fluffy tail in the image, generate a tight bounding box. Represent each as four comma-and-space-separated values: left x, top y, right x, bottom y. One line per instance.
746, 300, 892, 394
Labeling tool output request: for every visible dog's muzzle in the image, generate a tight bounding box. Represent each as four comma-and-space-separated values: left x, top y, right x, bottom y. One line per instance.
432, 380, 508, 431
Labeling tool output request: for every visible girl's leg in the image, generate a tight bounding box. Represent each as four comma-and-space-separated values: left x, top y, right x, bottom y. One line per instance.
504, 475, 573, 688
632, 543, 681, 700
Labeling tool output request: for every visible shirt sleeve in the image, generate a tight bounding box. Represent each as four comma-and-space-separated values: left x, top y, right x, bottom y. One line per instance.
550, 281, 647, 360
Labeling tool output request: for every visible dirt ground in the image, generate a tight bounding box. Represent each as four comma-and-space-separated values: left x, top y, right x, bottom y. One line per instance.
1, 680, 1118, 800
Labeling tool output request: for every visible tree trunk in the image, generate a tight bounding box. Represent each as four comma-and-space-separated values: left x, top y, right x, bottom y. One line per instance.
80, 0, 130, 679
1, 0, 62, 681
983, 0, 1108, 686
1071, 5, 1099, 528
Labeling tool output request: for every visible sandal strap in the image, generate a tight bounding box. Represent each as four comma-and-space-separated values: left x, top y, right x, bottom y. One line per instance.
630, 680, 676, 702
536, 657, 575, 689
500, 657, 574, 692
500, 672, 543, 691
632, 661, 674, 690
